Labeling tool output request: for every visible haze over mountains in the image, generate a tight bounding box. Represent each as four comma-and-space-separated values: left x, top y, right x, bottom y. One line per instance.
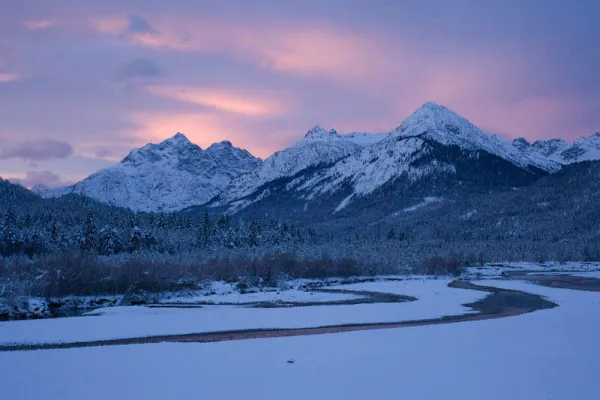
39, 102, 600, 219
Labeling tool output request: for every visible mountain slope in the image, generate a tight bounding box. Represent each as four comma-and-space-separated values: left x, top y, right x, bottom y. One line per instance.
210, 125, 384, 209
381, 159, 600, 246
513, 133, 600, 165
46, 133, 261, 212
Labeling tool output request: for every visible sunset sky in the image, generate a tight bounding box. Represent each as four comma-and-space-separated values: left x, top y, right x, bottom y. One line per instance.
1, 0, 599, 187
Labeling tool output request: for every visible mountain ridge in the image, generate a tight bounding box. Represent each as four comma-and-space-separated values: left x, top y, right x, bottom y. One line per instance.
512, 132, 600, 165
38, 102, 600, 215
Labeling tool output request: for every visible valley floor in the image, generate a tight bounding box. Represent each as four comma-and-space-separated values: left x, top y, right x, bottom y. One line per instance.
1, 264, 600, 399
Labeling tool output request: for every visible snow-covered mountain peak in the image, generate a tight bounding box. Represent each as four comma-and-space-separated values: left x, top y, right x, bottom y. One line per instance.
162, 132, 192, 146
395, 102, 478, 140
301, 125, 341, 143
205, 139, 262, 166
529, 138, 567, 156
121, 132, 203, 167
44, 134, 261, 212
393, 102, 558, 172
206, 140, 236, 153
214, 140, 233, 147
420, 100, 448, 112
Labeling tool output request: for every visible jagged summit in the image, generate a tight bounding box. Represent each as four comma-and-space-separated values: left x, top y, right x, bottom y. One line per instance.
162, 132, 191, 145
514, 132, 600, 164
152, 132, 196, 150
302, 125, 341, 142
212, 140, 233, 147
512, 137, 531, 150
121, 133, 202, 167
205, 140, 236, 153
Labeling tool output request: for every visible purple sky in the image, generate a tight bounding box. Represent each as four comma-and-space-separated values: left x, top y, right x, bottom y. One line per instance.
1, 0, 599, 187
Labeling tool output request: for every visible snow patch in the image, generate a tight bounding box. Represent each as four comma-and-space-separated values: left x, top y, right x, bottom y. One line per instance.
402, 197, 443, 213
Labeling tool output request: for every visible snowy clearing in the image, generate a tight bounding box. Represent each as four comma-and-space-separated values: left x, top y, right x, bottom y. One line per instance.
1, 279, 598, 400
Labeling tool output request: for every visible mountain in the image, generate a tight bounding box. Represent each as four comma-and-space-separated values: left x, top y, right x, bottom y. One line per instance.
215, 102, 552, 221
512, 133, 600, 165
209, 125, 387, 211
0, 179, 41, 210
45, 133, 261, 212
384, 159, 600, 249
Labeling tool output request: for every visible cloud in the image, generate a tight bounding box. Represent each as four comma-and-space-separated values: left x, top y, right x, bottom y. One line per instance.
250, 28, 387, 80
124, 14, 156, 35
116, 14, 158, 45
0, 73, 21, 83
115, 58, 162, 80
145, 86, 287, 116
24, 20, 56, 31
96, 17, 390, 82
0, 139, 74, 161
13, 170, 70, 189
3, 3, 599, 172
94, 149, 112, 158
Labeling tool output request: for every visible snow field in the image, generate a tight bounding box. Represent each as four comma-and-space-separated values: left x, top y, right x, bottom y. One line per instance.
1, 279, 599, 400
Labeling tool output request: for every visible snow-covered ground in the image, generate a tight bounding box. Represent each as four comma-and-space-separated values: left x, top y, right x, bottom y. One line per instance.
465, 261, 600, 277
559, 271, 600, 279
159, 288, 362, 304
1, 279, 598, 400
0, 278, 484, 345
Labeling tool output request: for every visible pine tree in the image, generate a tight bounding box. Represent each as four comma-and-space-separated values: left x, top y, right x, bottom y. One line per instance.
198, 210, 213, 248
99, 227, 121, 255
130, 227, 142, 253
248, 221, 261, 247
217, 215, 229, 228
80, 211, 98, 253
50, 219, 59, 244
387, 227, 396, 240
1, 208, 17, 255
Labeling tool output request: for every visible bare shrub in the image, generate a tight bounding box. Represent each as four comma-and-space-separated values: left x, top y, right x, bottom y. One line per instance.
415, 256, 467, 276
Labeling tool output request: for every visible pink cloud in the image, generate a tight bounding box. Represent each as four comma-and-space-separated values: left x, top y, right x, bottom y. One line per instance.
91, 14, 404, 85
0, 72, 21, 83
146, 86, 289, 117
24, 20, 56, 31
130, 111, 295, 158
